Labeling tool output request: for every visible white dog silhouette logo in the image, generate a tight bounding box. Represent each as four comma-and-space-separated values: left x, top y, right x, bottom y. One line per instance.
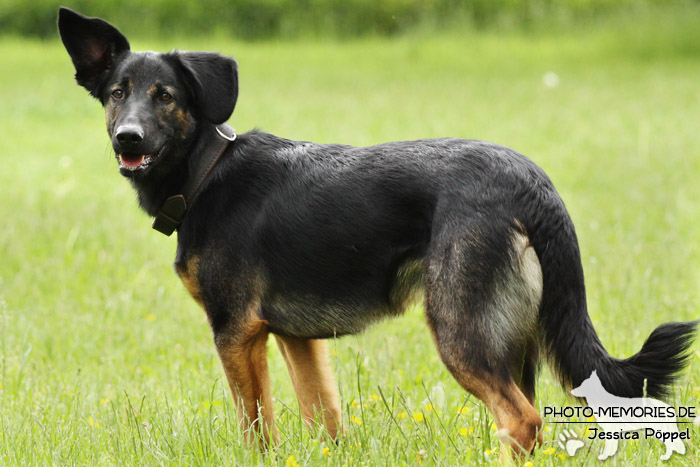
571, 370, 686, 461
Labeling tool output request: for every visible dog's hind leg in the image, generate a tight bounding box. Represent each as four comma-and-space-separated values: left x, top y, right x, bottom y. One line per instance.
424, 220, 543, 455
215, 319, 279, 448
274, 336, 343, 438
518, 346, 538, 403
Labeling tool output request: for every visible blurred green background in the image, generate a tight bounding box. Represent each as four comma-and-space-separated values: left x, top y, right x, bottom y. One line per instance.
2, 0, 698, 39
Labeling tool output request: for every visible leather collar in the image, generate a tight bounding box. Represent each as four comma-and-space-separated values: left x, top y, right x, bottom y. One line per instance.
152, 124, 236, 236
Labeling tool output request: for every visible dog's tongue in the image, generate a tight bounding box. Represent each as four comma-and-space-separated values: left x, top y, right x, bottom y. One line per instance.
121, 153, 145, 168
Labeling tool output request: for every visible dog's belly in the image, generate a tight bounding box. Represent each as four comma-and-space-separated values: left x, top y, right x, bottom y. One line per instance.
262, 259, 424, 339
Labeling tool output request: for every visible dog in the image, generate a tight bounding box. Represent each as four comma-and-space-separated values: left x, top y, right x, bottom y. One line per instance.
572, 370, 686, 461
58, 7, 696, 455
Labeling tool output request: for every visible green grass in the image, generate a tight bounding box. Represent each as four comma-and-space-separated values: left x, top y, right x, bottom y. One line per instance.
1, 14, 700, 466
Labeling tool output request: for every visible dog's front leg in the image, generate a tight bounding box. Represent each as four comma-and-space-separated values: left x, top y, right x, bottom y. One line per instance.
215, 320, 278, 448
275, 336, 343, 438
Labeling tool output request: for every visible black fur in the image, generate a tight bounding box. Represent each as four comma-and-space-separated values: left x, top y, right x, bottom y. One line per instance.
514, 174, 698, 398
58, 7, 130, 98
59, 5, 696, 425
167, 51, 238, 124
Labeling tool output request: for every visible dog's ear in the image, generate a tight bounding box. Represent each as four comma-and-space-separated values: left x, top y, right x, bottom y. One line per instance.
171, 51, 238, 124
58, 7, 130, 98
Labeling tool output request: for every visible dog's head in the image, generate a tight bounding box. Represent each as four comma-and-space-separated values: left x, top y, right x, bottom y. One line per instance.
58, 7, 238, 179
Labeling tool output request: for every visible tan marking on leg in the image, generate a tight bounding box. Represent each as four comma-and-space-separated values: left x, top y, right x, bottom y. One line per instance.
216, 312, 278, 448
176, 257, 204, 308
275, 336, 343, 438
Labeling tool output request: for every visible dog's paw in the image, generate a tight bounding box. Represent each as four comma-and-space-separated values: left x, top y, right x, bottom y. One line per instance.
557, 429, 585, 457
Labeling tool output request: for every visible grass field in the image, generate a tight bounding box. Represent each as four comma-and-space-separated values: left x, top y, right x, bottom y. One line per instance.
1, 12, 700, 466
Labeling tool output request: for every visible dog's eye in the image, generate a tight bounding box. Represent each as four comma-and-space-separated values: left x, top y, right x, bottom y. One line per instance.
159, 92, 173, 102
111, 89, 124, 99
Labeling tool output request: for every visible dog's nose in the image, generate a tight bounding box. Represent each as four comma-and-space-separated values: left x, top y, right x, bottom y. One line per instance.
115, 125, 144, 148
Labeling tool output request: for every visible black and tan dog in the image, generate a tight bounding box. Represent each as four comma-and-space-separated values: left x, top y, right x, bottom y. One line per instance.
58, 7, 696, 455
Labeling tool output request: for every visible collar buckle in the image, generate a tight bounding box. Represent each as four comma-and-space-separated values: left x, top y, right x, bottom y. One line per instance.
152, 195, 187, 236
152, 124, 235, 236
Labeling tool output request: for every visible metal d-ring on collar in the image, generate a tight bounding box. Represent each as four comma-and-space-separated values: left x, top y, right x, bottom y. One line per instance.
152, 124, 236, 236
216, 125, 237, 142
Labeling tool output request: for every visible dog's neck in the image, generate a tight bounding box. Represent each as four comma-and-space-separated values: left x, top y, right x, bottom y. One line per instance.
129, 123, 232, 221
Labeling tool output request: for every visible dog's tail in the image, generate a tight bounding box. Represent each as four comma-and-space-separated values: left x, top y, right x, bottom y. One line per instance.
519, 184, 696, 399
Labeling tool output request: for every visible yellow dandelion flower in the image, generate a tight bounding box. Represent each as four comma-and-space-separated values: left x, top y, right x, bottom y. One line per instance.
350, 416, 362, 426
100, 398, 109, 405
558, 454, 567, 460
692, 389, 699, 397
350, 399, 360, 408
485, 449, 494, 456
145, 313, 155, 321
285, 455, 299, 467
330, 348, 337, 356
322, 446, 331, 456
459, 427, 474, 437
413, 412, 424, 422
88, 417, 100, 427
490, 422, 497, 431
523, 462, 534, 467
456, 406, 470, 415
542, 447, 556, 455
544, 426, 551, 433
424, 403, 434, 412
370, 394, 380, 401
586, 416, 595, 422
397, 411, 408, 420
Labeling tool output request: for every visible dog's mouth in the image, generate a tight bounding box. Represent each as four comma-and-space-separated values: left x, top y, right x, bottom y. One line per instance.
118, 146, 165, 172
